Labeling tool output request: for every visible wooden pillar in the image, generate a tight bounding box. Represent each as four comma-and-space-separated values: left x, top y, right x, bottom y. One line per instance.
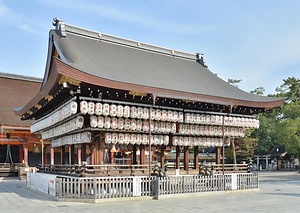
90, 145, 95, 165
23, 140, 28, 166
71, 145, 75, 164
109, 150, 114, 164
44, 151, 48, 165
216, 147, 221, 164
81, 144, 87, 162
95, 141, 100, 165
61, 146, 66, 164
19, 144, 24, 164
176, 146, 180, 169
50, 146, 54, 165
193, 146, 199, 169
160, 146, 166, 168
140, 145, 145, 165
132, 144, 137, 164
77, 145, 82, 165
184, 146, 189, 171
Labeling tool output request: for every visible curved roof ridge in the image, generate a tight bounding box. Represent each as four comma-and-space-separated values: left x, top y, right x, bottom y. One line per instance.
55, 19, 200, 61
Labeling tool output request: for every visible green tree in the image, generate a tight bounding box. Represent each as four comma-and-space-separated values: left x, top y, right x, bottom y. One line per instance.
228, 79, 242, 88
250, 87, 265, 96
275, 77, 300, 102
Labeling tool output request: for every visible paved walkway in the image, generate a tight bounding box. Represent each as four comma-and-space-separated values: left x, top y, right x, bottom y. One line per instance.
1, 171, 300, 213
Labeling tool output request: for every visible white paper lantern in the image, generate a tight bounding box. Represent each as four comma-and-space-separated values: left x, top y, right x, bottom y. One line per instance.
105, 133, 112, 144
201, 114, 206, 124
137, 107, 143, 119
154, 122, 160, 133
130, 106, 137, 118
70, 101, 78, 114
124, 134, 131, 145
191, 114, 196, 124
173, 111, 179, 122
136, 134, 142, 145
167, 110, 173, 122
123, 106, 130, 118
90, 115, 98, 128
183, 137, 189, 146
161, 110, 167, 121
111, 117, 118, 129
118, 133, 124, 144
178, 124, 185, 134
202, 137, 207, 146
104, 117, 111, 129
130, 119, 137, 131
109, 104, 117, 117
229, 116, 233, 126
149, 109, 155, 120
171, 123, 176, 133
97, 116, 104, 128
160, 122, 166, 133
185, 124, 190, 135
210, 115, 215, 125
130, 134, 136, 145
112, 133, 118, 144
155, 109, 161, 121
164, 135, 170, 146
172, 136, 178, 146
179, 137, 183, 146
142, 120, 149, 132
117, 118, 124, 130
88, 102, 95, 115
76, 116, 84, 129
116, 105, 123, 117
165, 122, 171, 133
102, 103, 110, 116
95, 103, 103, 115
224, 116, 229, 126
124, 118, 131, 130
185, 113, 191, 123
143, 108, 149, 120
178, 112, 184, 123
136, 120, 143, 131
142, 134, 148, 145
80, 101, 88, 114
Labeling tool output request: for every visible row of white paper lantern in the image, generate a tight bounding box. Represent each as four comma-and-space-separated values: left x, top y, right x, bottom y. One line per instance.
52, 132, 91, 148
90, 116, 177, 134
31, 101, 78, 133
80, 101, 259, 128
178, 124, 245, 137
42, 116, 84, 140
104, 133, 170, 146
80, 101, 184, 122
184, 113, 259, 128
172, 136, 230, 147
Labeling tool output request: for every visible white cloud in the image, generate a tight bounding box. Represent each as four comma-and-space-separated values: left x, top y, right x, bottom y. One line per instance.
36, 0, 218, 35
0, 1, 41, 34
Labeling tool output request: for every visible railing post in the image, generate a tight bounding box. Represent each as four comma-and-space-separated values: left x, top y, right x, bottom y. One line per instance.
153, 177, 159, 199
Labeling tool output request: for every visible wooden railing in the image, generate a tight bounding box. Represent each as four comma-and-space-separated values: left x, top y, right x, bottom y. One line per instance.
0, 163, 23, 176
54, 173, 258, 200
198, 164, 250, 175
36, 164, 155, 177
56, 176, 156, 199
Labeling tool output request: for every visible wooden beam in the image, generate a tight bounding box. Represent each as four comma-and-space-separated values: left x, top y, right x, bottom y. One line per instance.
184, 146, 189, 171
176, 146, 180, 169
216, 147, 221, 164
193, 146, 199, 169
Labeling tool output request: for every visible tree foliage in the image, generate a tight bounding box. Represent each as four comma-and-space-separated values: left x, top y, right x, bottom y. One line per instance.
251, 77, 300, 157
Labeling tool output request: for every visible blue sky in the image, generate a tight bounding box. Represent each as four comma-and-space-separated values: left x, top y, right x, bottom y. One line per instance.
0, 0, 299, 95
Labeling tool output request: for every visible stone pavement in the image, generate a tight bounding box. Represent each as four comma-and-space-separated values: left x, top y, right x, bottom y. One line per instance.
0, 171, 300, 213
